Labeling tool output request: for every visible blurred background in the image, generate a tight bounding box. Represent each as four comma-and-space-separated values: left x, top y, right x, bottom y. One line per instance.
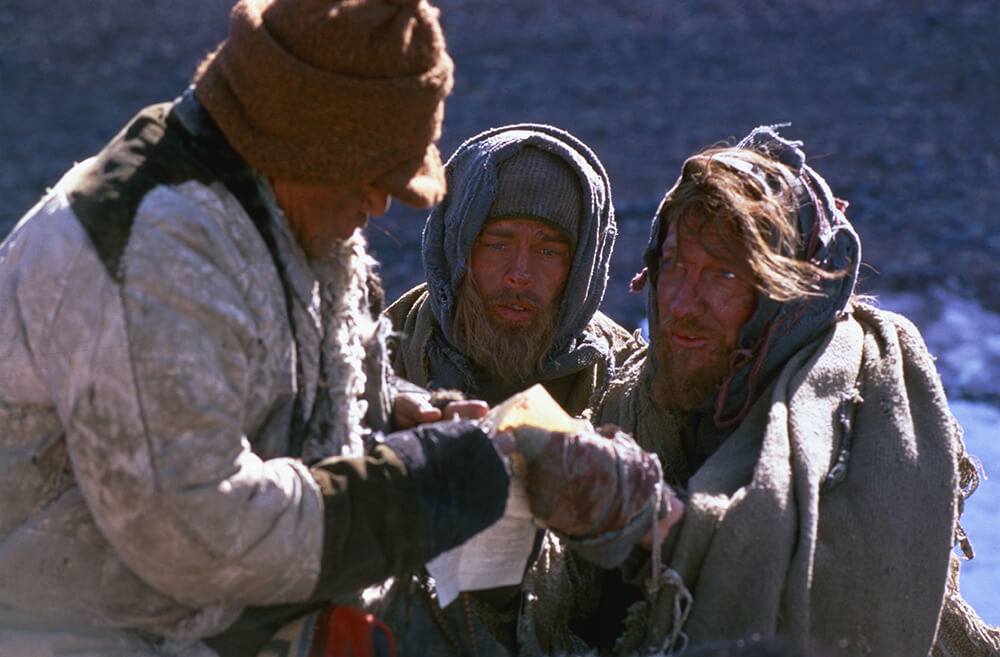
2, 0, 998, 624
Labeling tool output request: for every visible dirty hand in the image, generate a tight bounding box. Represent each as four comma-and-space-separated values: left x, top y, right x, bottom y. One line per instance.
392, 391, 489, 429
523, 426, 674, 539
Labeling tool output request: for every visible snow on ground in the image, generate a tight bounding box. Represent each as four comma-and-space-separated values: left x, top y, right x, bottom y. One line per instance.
877, 289, 1000, 625
876, 286, 1000, 404
949, 399, 1000, 626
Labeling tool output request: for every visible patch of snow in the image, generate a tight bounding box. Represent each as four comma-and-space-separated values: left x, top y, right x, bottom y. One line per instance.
950, 399, 1000, 626
874, 287, 1000, 403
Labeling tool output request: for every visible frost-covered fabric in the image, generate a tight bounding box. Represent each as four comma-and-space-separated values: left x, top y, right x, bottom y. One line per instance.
0, 100, 391, 655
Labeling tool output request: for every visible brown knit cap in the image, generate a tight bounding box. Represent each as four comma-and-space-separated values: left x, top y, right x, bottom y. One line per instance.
193, 0, 454, 208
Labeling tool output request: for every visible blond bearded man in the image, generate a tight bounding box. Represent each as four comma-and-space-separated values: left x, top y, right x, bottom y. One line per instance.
579, 126, 997, 656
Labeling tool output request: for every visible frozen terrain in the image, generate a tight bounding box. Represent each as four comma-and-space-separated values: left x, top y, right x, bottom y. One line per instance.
878, 289, 1000, 626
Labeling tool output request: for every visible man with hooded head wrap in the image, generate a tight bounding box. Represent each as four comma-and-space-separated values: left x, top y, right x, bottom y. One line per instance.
563, 125, 997, 656
359, 124, 668, 655
384, 123, 643, 417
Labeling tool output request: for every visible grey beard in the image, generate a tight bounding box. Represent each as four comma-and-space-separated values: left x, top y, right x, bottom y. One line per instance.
452, 279, 558, 387
301, 231, 380, 461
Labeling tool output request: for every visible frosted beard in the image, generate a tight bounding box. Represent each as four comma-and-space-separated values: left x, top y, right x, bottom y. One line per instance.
452, 276, 558, 387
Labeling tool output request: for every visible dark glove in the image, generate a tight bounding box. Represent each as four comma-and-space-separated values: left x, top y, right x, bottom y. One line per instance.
524, 426, 664, 538
308, 419, 509, 601
382, 419, 510, 558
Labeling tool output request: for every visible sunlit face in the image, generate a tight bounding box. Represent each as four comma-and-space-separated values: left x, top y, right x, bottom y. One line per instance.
467, 218, 573, 328
652, 216, 758, 411
271, 179, 391, 258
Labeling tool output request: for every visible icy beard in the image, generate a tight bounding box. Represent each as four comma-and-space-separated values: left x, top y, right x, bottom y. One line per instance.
302, 229, 382, 461
451, 276, 560, 387
651, 316, 737, 413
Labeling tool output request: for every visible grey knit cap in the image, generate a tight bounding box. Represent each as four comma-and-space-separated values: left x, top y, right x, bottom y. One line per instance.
487, 146, 583, 250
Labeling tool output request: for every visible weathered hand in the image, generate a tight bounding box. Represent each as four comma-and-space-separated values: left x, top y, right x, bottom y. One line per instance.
640, 491, 685, 550
440, 398, 490, 421
392, 392, 440, 429
523, 427, 671, 539
392, 392, 489, 429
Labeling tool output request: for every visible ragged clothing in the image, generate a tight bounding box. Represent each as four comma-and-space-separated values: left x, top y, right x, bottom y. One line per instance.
385, 284, 641, 417
0, 95, 411, 655
364, 531, 638, 657
593, 302, 977, 656
425, 302, 976, 657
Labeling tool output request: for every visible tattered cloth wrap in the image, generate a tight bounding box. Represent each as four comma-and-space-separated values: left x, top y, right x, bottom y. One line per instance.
385, 123, 633, 409
364, 305, 1000, 657
592, 303, 969, 656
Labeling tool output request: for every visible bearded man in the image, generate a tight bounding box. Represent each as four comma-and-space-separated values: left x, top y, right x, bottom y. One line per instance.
362, 124, 653, 656
0, 1, 515, 655
579, 125, 998, 656
384, 123, 642, 417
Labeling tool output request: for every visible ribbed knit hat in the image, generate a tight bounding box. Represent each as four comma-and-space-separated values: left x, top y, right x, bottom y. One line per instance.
488, 147, 583, 249
192, 0, 454, 207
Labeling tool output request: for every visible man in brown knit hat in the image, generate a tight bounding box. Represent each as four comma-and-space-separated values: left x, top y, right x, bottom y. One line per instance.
193, 0, 457, 256
0, 0, 518, 655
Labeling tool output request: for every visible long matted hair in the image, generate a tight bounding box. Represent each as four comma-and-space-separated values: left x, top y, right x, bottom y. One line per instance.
653, 148, 847, 301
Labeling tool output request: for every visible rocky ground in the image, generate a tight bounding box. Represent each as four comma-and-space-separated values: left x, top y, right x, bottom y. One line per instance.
2, 0, 998, 335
